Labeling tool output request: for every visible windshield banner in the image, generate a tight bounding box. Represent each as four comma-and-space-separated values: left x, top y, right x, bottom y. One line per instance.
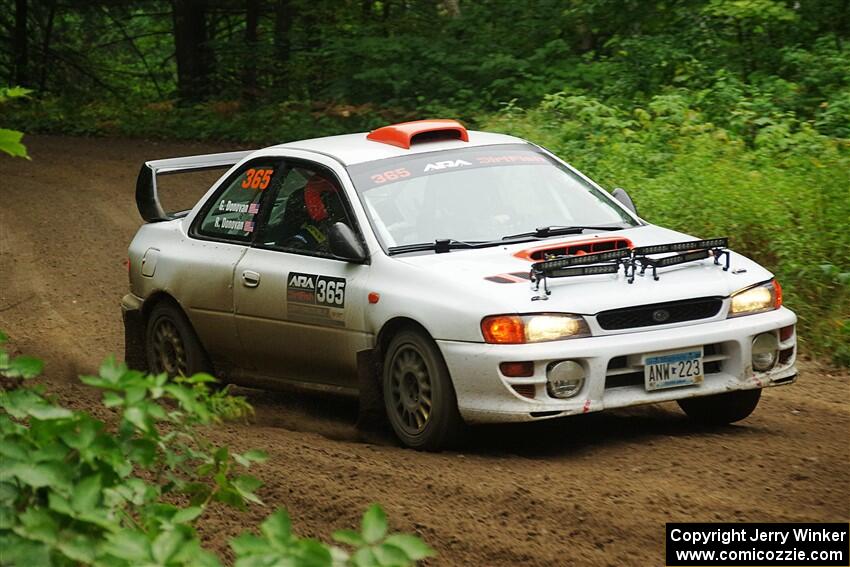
347, 144, 552, 191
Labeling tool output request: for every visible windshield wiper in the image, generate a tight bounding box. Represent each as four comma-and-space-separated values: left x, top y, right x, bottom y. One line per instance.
388, 238, 495, 255
501, 225, 625, 240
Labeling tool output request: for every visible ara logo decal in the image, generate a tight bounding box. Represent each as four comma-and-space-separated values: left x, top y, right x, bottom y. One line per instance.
288, 273, 315, 289
423, 159, 472, 172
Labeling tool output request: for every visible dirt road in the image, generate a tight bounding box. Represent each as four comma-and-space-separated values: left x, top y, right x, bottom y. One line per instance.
1, 135, 848, 566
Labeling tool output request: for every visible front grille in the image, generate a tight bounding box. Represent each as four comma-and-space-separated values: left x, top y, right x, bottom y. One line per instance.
597, 297, 723, 330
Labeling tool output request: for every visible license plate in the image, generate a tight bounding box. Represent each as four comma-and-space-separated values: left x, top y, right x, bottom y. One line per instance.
643, 348, 704, 391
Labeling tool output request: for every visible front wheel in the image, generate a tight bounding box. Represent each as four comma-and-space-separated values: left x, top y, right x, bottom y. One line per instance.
382, 329, 462, 451
677, 388, 762, 425
145, 302, 212, 378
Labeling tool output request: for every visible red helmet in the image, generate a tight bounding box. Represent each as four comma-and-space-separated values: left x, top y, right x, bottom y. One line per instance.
304, 174, 338, 222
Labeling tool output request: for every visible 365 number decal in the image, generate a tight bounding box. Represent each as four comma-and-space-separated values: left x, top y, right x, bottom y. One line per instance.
242, 168, 273, 190
370, 168, 411, 184
316, 277, 346, 307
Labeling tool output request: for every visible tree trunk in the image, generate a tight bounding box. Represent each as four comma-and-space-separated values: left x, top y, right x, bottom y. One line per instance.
38, 0, 57, 92
837, 0, 849, 51
578, 22, 595, 52
13, 0, 28, 86
243, 0, 259, 101
381, 0, 392, 36
172, 0, 211, 102
361, 0, 373, 21
273, 0, 293, 94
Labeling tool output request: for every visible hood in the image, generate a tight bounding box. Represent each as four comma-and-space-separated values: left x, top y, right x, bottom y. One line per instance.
391, 225, 772, 314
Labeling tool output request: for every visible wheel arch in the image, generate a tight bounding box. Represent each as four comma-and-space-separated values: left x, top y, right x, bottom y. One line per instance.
375, 316, 434, 358
141, 290, 185, 322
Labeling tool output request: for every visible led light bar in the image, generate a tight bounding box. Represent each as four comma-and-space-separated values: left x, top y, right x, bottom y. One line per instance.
533, 248, 631, 272
632, 238, 728, 256
547, 263, 621, 278
640, 249, 710, 268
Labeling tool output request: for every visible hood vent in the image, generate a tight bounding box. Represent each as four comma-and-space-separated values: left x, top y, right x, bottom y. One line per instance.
366, 119, 468, 149
515, 237, 632, 262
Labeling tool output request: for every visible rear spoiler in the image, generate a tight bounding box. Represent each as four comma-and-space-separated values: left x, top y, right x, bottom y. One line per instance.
135, 150, 254, 222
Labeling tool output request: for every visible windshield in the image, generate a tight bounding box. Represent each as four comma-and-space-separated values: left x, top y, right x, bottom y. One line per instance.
346, 144, 638, 249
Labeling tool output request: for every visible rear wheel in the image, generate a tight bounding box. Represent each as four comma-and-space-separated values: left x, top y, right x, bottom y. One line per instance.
677, 388, 762, 425
382, 329, 462, 451
145, 302, 212, 378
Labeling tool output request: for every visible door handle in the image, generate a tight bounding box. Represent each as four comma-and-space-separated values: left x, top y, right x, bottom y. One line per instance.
241, 270, 260, 287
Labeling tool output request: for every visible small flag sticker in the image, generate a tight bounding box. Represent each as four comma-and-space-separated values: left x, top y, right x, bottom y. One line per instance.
244, 220, 255, 233
248, 202, 260, 214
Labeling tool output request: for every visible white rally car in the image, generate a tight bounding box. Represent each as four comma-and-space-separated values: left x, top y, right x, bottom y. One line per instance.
122, 119, 798, 450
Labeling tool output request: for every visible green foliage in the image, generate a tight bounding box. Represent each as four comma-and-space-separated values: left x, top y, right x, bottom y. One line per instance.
0, 87, 30, 158
0, 333, 433, 566
484, 91, 850, 365
4, 0, 849, 136
2, 96, 388, 146
331, 505, 435, 567
702, 0, 798, 25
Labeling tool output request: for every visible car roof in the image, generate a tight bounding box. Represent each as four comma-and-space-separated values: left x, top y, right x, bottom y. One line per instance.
269, 129, 528, 166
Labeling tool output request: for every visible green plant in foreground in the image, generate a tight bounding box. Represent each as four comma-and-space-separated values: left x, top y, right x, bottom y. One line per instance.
0, 331, 434, 566
0, 87, 30, 159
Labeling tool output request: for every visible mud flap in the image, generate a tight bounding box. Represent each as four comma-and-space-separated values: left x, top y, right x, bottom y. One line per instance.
122, 307, 148, 372
356, 349, 384, 430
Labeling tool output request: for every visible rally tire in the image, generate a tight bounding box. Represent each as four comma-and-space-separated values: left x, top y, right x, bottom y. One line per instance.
677, 388, 762, 425
382, 328, 463, 451
145, 302, 213, 379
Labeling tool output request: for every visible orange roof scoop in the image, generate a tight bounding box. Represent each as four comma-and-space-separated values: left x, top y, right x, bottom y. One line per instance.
366, 119, 469, 149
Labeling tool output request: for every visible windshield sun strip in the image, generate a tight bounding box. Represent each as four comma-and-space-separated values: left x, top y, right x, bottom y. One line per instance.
345, 144, 639, 254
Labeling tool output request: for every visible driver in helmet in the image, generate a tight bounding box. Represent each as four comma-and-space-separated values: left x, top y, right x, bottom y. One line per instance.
284, 173, 344, 252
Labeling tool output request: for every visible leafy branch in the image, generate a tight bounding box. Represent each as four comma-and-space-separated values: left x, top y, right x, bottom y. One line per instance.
0, 331, 433, 566
0, 87, 30, 158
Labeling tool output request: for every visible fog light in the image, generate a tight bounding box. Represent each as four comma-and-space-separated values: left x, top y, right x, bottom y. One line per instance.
752, 332, 779, 372
546, 360, 585, 399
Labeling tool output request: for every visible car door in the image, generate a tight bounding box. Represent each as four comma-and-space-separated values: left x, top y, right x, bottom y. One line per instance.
232, 160, 371, 388
183, 158, 282, 365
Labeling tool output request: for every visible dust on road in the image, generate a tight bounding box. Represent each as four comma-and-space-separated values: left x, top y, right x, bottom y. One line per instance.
1, 135, 848, 566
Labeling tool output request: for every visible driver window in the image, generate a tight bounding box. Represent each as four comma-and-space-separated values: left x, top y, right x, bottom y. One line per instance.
197, 162, 279, 242
257, 165, 352, 255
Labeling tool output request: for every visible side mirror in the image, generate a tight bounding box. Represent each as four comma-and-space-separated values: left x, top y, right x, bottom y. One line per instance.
328, 222, 368, 263
612, 187, 638, 216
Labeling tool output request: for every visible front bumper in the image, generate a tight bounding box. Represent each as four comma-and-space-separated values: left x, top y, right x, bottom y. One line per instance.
438, 307, 797, 423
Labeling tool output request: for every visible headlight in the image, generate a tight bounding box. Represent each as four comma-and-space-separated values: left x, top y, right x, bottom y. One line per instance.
728, 279, 782, 317
481, 314, 590, 344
